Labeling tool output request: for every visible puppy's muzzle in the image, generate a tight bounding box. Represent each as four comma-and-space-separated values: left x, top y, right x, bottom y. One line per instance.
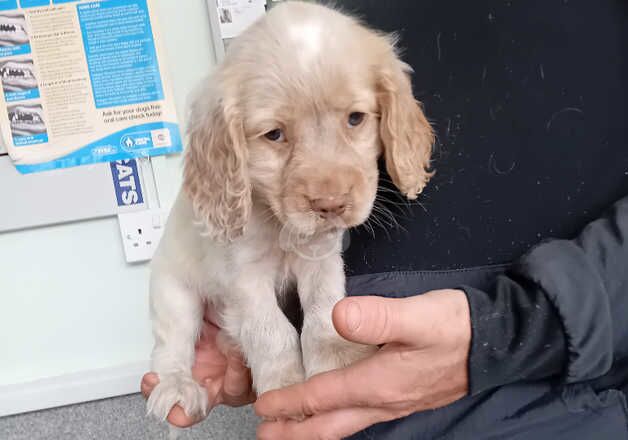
309, 194, 349, 219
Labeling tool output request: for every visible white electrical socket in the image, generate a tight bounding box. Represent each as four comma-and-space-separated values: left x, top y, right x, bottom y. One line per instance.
117, 209, 167, 263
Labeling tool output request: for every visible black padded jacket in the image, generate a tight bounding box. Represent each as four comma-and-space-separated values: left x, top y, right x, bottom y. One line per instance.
338, 0, 628, 438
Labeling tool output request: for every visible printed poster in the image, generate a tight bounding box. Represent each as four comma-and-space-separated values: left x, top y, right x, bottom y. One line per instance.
0, 0, 182, 173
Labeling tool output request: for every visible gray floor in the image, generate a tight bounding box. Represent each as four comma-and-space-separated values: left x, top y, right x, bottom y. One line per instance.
0, 394, 258, 440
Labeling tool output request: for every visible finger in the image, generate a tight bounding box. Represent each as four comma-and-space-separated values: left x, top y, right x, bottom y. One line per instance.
166, 404, 202, 428
141, 373, 159, 399
222, 353, 253, 402
198, 320, 220, 344
168, 378, 222, 427
255, 355, 389, 418
143, 374, 220, 427
215, 330, 239, 357
257, 407, 393, 440
332, 296, 420, 345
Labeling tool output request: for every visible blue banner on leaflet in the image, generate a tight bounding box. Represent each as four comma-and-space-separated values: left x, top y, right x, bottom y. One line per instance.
13, 132, 47, 146
0, 0, 18, 11
5, 87, 40, 103
20, 0, 50, 7
15, 122, 182, 173
0, 43, 31, 58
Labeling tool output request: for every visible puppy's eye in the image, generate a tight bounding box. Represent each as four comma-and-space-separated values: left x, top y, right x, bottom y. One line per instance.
348, 112, 365, 127
264, 128, 284, 142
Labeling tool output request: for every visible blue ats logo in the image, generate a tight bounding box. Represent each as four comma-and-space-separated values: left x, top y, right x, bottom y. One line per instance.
120, 133, 152, 151
110, 159, 144, 206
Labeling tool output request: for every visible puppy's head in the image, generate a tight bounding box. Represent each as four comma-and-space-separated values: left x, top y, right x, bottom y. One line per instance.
184, 2, 433, 241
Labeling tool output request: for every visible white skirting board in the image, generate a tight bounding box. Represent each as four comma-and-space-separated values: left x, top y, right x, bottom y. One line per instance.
0, 361, 150, 417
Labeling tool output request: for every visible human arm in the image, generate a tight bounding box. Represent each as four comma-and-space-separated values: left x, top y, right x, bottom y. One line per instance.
467, 193, 628, 393
255, 194, 628, 439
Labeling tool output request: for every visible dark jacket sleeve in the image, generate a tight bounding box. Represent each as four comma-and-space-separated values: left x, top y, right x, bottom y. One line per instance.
464, 194, 628, 395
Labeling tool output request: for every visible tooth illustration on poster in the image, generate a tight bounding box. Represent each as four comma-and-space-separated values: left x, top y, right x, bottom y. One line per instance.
0, 57, 40, 101
0, 11, 29, 48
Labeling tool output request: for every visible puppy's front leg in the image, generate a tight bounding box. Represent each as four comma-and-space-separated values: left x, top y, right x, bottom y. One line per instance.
146, 270, 207, 421
294, 252, 377, 378
221, 277, 304, 396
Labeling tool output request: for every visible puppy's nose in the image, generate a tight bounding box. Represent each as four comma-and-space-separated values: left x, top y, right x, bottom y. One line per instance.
310, 195, 347, 218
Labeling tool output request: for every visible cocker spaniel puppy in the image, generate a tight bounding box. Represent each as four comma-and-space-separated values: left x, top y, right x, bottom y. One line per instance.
147, 1, 434, 420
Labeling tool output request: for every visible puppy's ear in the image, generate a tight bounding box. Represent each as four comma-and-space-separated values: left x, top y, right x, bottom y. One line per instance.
377, 56, 434, 199
183, 81, 251, 241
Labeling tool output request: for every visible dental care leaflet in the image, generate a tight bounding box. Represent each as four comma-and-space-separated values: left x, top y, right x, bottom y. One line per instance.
0, 0, 182, 174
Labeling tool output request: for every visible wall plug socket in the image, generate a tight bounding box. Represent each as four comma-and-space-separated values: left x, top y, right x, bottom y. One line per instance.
117, 209, 167, 263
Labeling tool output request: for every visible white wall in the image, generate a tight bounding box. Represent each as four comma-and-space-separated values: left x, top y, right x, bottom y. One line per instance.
0, 0, 216, 413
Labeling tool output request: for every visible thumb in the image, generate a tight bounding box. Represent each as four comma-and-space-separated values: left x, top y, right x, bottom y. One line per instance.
332, 296, 419, 345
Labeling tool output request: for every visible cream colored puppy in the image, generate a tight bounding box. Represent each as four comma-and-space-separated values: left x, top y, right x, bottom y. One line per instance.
147, 1, 434, 421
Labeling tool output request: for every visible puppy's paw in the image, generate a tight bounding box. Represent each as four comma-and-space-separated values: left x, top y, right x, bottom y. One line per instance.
146, 373, 208, 421
305, 338, 377, 378
254, 352, 305, 396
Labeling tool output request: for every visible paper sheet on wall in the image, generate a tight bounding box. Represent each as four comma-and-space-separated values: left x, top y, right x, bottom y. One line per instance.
215, 0, 266, 39
0, 0, 182, 174
0, 132, 5, 154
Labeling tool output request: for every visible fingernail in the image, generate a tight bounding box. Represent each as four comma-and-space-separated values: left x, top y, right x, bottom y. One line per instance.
345, 301, 361, 332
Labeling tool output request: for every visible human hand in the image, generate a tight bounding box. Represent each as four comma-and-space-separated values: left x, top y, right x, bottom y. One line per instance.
141, 308, 255, 427
255, 289, 471, 440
